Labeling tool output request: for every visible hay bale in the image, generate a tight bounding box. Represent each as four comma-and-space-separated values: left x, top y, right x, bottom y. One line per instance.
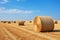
24, 21, 33, 26
3, 21, 7, 23
1, 21, 7, 23
13, 21, 16, 23
55, 21, 58, 24
30, 21, 32, 23
18, 21, 25, 26
34, 16, 54, 32
8, 21, 11, 24
1, 21, 3, 22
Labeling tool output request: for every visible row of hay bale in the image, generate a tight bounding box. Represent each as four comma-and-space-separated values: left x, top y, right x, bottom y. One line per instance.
0, 16, 55, 32
0, 20, 33, 26
0, 21, 16, 24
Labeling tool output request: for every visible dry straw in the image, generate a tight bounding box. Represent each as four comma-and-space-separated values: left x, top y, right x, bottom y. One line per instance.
34, 16, 54, 32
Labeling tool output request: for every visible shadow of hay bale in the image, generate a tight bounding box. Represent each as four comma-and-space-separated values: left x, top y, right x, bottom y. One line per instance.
52, 30, 60, 32
40, 30, 60, 33
46, 30, 60, 33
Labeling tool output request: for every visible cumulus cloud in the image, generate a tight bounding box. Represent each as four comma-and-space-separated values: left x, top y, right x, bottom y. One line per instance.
0, 0, 9, 4
0, 7, 33, 14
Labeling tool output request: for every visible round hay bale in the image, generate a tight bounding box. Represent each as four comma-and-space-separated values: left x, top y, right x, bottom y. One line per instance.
24, 21, 33, 26
18, 21, 25, 26
3, 21, 6, 23
34, 16, 54, 32
1, 21, 3, 22
55, 21, 58, 24
13, 21, 16, 23
8, 21, 11, 24
1, 21, 6, 23
30, 21, 32, 23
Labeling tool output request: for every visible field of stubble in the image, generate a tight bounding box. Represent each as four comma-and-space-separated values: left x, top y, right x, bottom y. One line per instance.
0, 21, 60, 40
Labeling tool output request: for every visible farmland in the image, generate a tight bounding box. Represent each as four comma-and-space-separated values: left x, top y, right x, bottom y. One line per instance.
0, 20, 60, 40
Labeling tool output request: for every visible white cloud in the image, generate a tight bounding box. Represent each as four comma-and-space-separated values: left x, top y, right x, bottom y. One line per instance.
0, 7, 33, 14
0, 0, 27, 4
0, 0, 9, 4
0, 7, 40, 14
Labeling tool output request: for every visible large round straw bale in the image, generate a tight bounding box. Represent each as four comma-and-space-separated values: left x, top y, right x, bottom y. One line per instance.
34, 16, 54, 32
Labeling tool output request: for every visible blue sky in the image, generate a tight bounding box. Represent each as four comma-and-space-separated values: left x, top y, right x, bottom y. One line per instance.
0, 0, 60, 20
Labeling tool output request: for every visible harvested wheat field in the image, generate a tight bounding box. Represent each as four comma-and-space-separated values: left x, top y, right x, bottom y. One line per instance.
0, 20, 60, 40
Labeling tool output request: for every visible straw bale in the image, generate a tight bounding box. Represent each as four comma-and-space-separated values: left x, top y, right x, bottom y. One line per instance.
55, 21, 58, 24
8, 21, 11, 24
18, 21, 25, 26
34, 16, 54, 32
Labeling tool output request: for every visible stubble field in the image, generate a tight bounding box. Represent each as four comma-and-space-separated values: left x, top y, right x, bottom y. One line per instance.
0, 20, 60, 40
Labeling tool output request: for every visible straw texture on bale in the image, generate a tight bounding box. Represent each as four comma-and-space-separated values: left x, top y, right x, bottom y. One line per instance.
34, 16, 54, 32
